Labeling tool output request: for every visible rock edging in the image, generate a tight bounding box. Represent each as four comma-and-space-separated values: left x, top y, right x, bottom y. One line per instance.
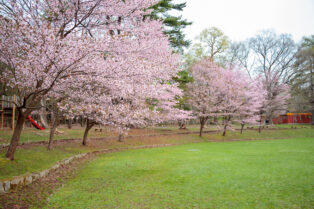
0, 143, 174, 194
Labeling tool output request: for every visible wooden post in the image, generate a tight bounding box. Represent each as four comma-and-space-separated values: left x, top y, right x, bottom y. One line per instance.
12, 95, 15, 131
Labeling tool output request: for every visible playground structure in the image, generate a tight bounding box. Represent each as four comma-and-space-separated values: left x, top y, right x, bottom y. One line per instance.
272, 113, 312, 124
27, 116, 45, 130
0, 95, 16, 130
0, 95, 45, 130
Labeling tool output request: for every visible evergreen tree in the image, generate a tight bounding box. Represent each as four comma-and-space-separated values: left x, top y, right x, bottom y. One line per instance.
150, 1, 193, 128
291, 35, 314, 123
150, 0, 192, 53
173, 70, 193, 110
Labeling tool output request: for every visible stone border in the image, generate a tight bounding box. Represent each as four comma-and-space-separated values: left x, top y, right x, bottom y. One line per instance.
0, 144, 174, 194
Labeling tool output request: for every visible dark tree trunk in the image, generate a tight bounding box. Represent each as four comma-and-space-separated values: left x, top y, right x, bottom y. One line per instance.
222, 124, 227, 136
199, 117, 207, 137
67, 118, 73, 129
6, 110, 26, 160
222, 116, 231, 136
118, 134, 124, 142
259, 115, 263, 133
240, 123, 245, 134
178, 120, 186, 129
82, 119, 94, 146
79, 116, 83, 127
48, 109, 60, 151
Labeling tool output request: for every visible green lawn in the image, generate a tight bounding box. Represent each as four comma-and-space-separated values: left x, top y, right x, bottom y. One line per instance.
0, 123, 310, 145
0, 146, 91, 180
0, 125, 189, 144
206, 128, 314, 140
0, 134, 205, 180
1, 128, 313, 180
45, 138, 314, 209
0, 127, 112, 144
275, 124, 313, 129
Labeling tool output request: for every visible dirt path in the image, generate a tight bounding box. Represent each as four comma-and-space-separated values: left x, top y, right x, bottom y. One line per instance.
0, 127, 289, 150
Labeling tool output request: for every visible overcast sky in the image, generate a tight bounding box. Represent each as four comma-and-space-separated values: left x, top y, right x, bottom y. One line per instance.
174, 0, 314, 43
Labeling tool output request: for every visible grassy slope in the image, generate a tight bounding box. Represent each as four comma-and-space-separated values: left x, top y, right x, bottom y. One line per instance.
0, 146, 87, 180
46, 138, 314, 209
0, 134, 204, 180
1, 128, 313, 180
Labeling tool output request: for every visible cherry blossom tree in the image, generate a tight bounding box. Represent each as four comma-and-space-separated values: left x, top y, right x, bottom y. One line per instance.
187, 59, 266, 137
217, 66, 266, 136
40, 4, 191, 145
57, 51, 191, 145
259, 73, 291, 125
226, 31, 295, 124
0, 0, 183, 160
235, 79, 266, 134
187, 60, 224, 137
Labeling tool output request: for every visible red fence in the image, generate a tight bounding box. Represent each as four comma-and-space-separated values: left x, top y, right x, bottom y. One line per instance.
272, 113, 312, 124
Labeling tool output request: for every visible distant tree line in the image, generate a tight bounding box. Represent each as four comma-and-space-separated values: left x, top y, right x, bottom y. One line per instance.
184, 27, 314, 125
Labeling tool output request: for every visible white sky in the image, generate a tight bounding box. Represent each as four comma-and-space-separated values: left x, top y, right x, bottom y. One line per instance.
174, 0, 314, 43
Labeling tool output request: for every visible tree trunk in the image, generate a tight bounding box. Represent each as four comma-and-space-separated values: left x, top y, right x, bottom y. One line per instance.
178, 120, 186, 129
39, 99, 48, 128
79, 116, 83, 127
67, 118, 73, 129
222, 124, 227, 136
5, 110, 26, 160
267, 116, 273, 125
82, 119, 94, 146
80, 117, 87, 127
222, 116, 231, 136
259, 115, 262, 133
48, 109, 59, 151
118, 134, 124, 142
240, 123, 245, 134
199, 117, 207, 137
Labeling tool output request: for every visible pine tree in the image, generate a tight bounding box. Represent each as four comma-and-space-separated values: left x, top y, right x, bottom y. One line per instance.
150, 0, 192, 53
150, 1, 193, 128
291, 35, 314, 123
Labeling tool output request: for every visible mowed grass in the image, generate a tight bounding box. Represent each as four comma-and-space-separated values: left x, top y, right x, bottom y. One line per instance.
0, 128, 313, 180
0, 125, 191, 144
0, 127, 111, 144
206, 127, 314, 140
0, 124, 312, 145
0, 146, 91, 180
46, 138, 314, 209
0, 134, 205, 179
